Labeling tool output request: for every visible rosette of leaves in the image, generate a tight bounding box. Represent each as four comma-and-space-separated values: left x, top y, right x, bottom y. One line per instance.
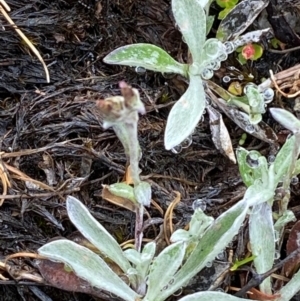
103, 0, 227, 150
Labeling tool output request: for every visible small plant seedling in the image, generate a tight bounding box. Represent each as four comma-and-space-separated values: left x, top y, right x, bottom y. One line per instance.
236, 43, 264, 64
95, 81, 151, 251
216, 0, 239, 20
103, 0, 236, 150
37, 109, 300, 300
104, 0, 275, 156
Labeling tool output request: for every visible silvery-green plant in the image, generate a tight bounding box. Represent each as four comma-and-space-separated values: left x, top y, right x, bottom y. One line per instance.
103, 0, 274, 151
95, 81, 151, 251
37, 118, 300, 300
103, 0, 233, 150
235, 108, 300, 297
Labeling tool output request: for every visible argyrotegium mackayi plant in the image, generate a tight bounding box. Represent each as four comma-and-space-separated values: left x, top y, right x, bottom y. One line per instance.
103, 0, 274, 151
37, 108, 300, 301
103, 0, 234, 150
94, 81, 151, 252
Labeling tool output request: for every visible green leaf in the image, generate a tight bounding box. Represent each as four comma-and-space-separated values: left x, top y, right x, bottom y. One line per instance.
188, 209, 214, 238
249, 202, 275, 294
103, 44, 187, 77
38, 240, 139, 301
178, 291, 259, 301
140, 242, 156, 278
270, 108, 300, 133
134, 181, 151, 206
144, 242, 186, 301
277, 267, 300, 301
107, 183, 137, 203
123, 242, 156, 279
172, 0, 206, 64
66, 196, 132, 273
164, 75, 206, 150
159, 200, 249, 301
216, 0, 238, 9
273, 136, 296, 184
236, 148, 268, 187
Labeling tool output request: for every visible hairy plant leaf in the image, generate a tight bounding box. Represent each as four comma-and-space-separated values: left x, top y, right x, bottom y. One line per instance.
66, 196, 131, 273
144, 242, 186, 301
164, 75, 205, 150
236, 148, 268, 187
172, 0, 206, 64
159, 200, 249, 301
134, 181, 151, 206
102, 185, 138, 212
273, 136, 296, 185
178, 291, 259, 301
171, 209, 213, 243
38, 240, 139, 301
103, 44, 187, 76
216, 0, 269, 41
270, 108, 300, 133
277, 267, 300, 301
249, 202, 275, 294
107, 182, 137, 203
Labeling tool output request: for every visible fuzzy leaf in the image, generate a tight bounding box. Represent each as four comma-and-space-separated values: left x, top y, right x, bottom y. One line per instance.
249, 202, 275, 294
159, 200, 249, 301
144, 242, 186, 301
66, 196, 131, 273
273, 136, 296, 184
172, 0, 206, 64
38, 240, 139, 301
277, 267, 300, 301
134, 181, 151, 206
164, 75, 205, 150
103, 44, 187, 77
270, 108, 300, 133
236, 148, 268, 187
178, 291, 259, 301
107, 183, 137, 203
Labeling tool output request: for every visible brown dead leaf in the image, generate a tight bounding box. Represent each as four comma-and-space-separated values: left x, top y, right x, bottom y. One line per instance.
284, 220, 300, 277
35, 259, 112, 300
207, 105, 236, 163
249, 287, 280, 300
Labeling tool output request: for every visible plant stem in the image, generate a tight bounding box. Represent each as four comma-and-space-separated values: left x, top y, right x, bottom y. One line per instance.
135, 205, 144, 252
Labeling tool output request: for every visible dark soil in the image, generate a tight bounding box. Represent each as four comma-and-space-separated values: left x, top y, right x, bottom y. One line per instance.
1, 0, 300, 300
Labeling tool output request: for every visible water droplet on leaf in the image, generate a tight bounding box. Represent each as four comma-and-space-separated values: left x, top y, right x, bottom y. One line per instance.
135, 66, 146, 75
246, 152, 260, 168
216, 251, 226, 260
223, 75, 231, 83
291, 176, 299, 185
201, 68, 213, 80
263, 88, 274, 103
224, 41, 235, 53
205, 261, 213, 268
181, 136, 193, 149
274, 250, 280, 260
171, 145, 182, 154
245, 124, 255, 133
192, 199, 207, 211
268, 155, 275, 163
